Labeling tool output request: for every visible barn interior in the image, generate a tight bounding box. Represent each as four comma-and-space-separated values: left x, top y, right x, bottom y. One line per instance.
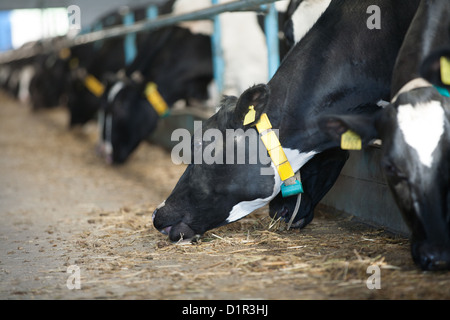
0, 0, 449, 302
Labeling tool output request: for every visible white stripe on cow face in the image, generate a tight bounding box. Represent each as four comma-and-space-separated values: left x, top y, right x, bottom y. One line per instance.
292, 0, 331, 44
108, 81, 125, 103
226, 149, 317, 223
397, 100, 445, 168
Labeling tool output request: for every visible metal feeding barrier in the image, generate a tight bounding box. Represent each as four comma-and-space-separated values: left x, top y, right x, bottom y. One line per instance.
0, 0, 283, 92
75, 0, 283, 92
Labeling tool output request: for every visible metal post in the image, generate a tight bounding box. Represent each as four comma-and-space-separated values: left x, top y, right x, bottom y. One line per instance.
146, 5, 159, 20
211, 0, 224, 95
93, 21, 103, 50
263, 3, 280, 80
123, 11, 137, 65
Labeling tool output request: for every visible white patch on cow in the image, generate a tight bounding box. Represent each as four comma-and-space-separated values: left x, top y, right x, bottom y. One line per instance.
156, 200, 166, 210
291, 0, 331, 44
284, 148, 318, 175
275, 0, 290, 12
397, 100, 445, 168
226, 162, 281, 224
377, 99, 390, 108
152, 200, 166, 222
107, 81, 125, 103
173, 0, 213, 35
18, 66, 35, 103
220, 10, 268, 96
226, 149, 317, 223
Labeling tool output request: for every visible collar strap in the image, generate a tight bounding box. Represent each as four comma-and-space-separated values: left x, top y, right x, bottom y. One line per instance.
84, 74, 105, 97
144, 82, 170, 118
434, 85, 450, 98
245, 108, 303, 197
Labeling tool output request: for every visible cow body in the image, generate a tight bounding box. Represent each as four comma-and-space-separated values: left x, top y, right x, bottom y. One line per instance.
65, 3, 176, 127
97, 26, 213, 164
152, 0, 420, 242
320, 0, 450, 270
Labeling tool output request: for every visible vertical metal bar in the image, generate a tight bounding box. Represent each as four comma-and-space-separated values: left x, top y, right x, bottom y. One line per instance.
93, 21, 103, 50
123, 11, 137, 65
263, 3, 280, 80
211, 0, 224, 95
146, 5, 159, 20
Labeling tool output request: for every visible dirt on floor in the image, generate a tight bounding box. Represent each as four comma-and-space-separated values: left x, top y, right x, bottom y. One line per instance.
1, 91, 450, 300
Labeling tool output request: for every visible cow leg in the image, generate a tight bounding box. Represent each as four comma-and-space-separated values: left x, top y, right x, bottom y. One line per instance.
269, 148, 349, 229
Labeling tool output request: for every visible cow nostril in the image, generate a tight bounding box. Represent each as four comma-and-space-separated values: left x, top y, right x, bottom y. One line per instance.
160, 226, 172, 235
431, 260, 450, 270
419, 248, 450, 271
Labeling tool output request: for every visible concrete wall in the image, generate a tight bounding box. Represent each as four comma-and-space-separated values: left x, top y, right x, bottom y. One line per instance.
320, 147, 410, 235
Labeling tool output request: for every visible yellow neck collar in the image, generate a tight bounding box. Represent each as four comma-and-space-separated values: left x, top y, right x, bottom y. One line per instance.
244, 106, 303, 197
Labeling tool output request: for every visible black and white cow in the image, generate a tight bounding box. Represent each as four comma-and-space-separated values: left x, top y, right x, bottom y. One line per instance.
64, 7, 153, 126
97, 26, 213, 164
65, 36, 127, 126
320, 0, 450, 271
152, 0, 420, 242
97, 0, 290, 164
27, 5, 150, 113
28, 51, 69, 109
46, 2, 175, 127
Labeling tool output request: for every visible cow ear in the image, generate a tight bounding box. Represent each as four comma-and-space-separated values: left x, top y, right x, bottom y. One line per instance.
233, 84, 270, 128
318, 111, 381, 148
421, 48, 450, 89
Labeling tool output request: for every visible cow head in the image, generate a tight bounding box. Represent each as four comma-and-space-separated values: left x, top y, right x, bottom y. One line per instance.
97, 78, 159, 164
320, 86, 450, 271
66, 67, 104, 127
153, 84, 290, 242
153, 85, 332, 241
29, 54, 68, 109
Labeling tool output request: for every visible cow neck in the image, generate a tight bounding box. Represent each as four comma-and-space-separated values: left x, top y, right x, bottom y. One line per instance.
247, 109, 304, 229
391, 0, 450, 96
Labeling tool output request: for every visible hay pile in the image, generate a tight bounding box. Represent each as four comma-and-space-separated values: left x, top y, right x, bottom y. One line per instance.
68, 204, 450, 299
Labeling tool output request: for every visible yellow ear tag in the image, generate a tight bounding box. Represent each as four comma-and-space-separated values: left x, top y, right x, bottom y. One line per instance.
243, 105, 256, 126
341, 130, 362, 150
84, 74, 105, 97
58, 48, 71, 60
145, 82, 169, 117
440, 56, 450, 85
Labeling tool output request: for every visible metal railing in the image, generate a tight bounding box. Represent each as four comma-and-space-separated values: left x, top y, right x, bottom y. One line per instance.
0, 0, 283, 90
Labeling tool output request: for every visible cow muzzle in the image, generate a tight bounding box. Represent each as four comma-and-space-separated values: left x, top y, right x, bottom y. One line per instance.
414, 243, 450, 271
96, 141, 113, 164
153, 205, 199, 242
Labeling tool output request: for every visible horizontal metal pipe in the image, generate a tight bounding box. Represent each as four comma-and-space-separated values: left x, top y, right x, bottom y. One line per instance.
71, 0, 279, 45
